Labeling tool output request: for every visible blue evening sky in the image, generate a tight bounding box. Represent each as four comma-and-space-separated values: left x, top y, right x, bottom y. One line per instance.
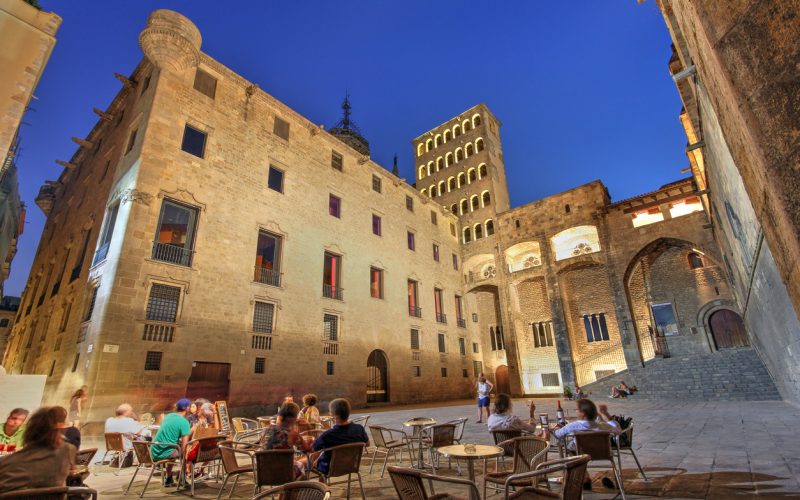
9, 1, 686, 296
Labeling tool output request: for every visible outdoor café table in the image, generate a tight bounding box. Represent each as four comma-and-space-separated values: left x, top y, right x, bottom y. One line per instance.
436, 444, 504, 484
403, 418, 436, 469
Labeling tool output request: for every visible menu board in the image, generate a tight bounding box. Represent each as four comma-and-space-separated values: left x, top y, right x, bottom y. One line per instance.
215, 401, 231, 436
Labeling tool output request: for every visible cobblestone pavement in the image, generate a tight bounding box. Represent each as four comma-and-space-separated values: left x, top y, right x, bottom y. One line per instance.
79, 398, 800, 498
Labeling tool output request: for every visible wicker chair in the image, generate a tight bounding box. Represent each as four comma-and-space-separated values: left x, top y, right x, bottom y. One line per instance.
253, 449, 296, 495
491, 429, 523, 471
185, 435, 225, 496
216, 440, 255, 499
98, 432, 130, 475
388, 466, 480, 500
613, 423, 646, 479
252, 481, 331, 500
125, 441, 182, 498
0, 486, 98, 499
483, 437, 549, 498
75, 448, 98, 467
231, 417, 259, 439
573, 431, 626, 499
310, 442, 367, 499
502, 455, 591, 499
368, 425, 413, 477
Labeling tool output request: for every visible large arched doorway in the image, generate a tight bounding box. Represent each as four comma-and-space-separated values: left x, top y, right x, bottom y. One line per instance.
709, 310, 749, 349
367, 350, 389, 403
495, 365, 511, 395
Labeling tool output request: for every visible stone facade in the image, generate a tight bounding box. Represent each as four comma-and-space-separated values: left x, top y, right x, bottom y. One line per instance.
1, 9, 756, 421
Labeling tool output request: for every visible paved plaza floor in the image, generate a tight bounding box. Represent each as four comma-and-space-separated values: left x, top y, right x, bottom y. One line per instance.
80, 398, 800, 499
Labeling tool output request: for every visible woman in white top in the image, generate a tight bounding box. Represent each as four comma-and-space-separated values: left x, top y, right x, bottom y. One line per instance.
475, 373, 494, 423
487, 393, 536, 432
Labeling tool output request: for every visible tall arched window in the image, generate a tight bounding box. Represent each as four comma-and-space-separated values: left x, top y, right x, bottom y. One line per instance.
474, 223, 483, 240
688, 252, 704, 269
460, 199, 468, 214
416, 144, 424, 157
478, 164, 487, 178
463, 120, 471, 132
472, 114, 481, 127
434, 135, 442, 147
446, 153, 453, 167
427, 161, 433, 176
455, 149, 463, 162
475, 138, 485, 152
438, 181, 445, 196
418, 166, 426, 180
465, 143, 474, 157
458, 173, 466, 187
451, 203, 458, 214
468, 168, 477, 183
448, 177, 456, 191
470, 195, 479, 211
485, 219, 495, 236
421, 188, 427, 197
425, 139, 432, 152
454, 124, 461, 137
444, 130, 451, 142
463, 227, 472, 243
429, 184, 436, 197
436, 157, 443, 171
482, 191, 491, 207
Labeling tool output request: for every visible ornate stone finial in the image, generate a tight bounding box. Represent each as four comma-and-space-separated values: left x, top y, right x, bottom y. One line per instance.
139, 9, 202, 74
93, 108, 113, 121
71, 137, 94, 149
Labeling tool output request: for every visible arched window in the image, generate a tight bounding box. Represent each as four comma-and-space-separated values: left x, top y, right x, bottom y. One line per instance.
472, 114, 481, 127
485, 219, 494, 236
468, 168, 477, 183
482, 191, 491, 207
416, 144, 424, 157
444, 130, 451, 142
436, 157, 443, 171
438, 181, 445, 196
688, 252, 704, 269
458, 173, 466, 187
418, 166, 426, 179
476, 138, 485, 152
460, 199, 468, 214
421, 188, 427, 197
434, 134, 442, 147
446, 153, 453, 167
448, 177, 456, 191
425, 139, 432, 152
455, 148, 463, 162
454, 124, 461, 137
463, 227, 472, 243
465, 143, 474, 157
429, 184, 436, 197
427, 161, 433, 176
463, 120, 471, 132
451, 203, 458, 214
474, 223, 483, 240
470, 195, 479, 211
478, 164, 487, 178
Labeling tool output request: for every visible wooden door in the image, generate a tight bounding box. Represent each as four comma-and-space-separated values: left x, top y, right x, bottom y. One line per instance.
186, 362, 231, 402
709, 310, 749, 349
495, 365, 511, 395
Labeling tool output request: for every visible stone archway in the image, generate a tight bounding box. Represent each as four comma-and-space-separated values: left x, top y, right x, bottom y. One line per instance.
708, 310, 749, 349
367, 350, 389, 403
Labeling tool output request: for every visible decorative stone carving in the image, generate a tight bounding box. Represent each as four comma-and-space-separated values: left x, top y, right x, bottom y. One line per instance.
139, 9, 202, 74
119, 189, 153, 206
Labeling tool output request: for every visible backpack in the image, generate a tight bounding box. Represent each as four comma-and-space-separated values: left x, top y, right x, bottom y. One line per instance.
611, 415, 633, 447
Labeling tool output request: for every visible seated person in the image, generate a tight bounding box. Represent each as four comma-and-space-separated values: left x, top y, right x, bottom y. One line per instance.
0, 408, 28, 450
311, 398, 368, 475
298, 393, 321, 425
190, 403, 218, 438
573, 386, 586, 400
612, 381, 630, 398
263, 402, 312, 478
105, 403, 148, 449
487, 393, 536, 433
186, 398, 211, 428
54, 406, 81, 449
151, 398, 193, 487
0, 407, 76, 493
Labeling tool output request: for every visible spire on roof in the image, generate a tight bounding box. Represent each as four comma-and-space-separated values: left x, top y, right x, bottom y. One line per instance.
392, 153, 399, 176
329, 94, 370, 156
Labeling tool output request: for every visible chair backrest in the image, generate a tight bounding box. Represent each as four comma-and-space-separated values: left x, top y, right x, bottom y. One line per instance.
132, 441, 153, 466
620, 423, 634, 448
254, 449, 295, 488
491, 429, 522, 457
301, 429, 325, 440
406, 417, 430, 437
104, 432, 125, 452
0, 487, 98, 499
296, 421, 315, 433
231, 417, 246, 433
326, 442, 365, 478
369, 425, 390, 448
350, 415, 370, 433
388, 466, 429, 500
75, 447, 98, 467
510, 437, 548, 473
252, 481, 331, 500
561, 455, 591, 500
428, 424, 456, 448
573, 431, 613, 461
193, 435, 225, 464
218, 440, 251, 473
447, 418, 468, 441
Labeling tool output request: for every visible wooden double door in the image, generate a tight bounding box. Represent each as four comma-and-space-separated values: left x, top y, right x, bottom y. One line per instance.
186, 362, 231, 402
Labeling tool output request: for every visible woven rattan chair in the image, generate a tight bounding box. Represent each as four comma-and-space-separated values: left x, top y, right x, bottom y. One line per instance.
99, 432, 130, 475
310, 442, 366, 499
388, 466, 480, 500
421, 424, 458, 474
0, 486, 98, 499
491, 429, 523, 471
503, 455, 591, 499
613, 423, 646, 479
75, 448, 98, 467
252, 481, 331, 500
216, 440, 255, 499
573, 431, 626, 499
125, 441, 183, 497
253, 449, 296, 495
484, 436, 549, 498
368, 425, 413, 477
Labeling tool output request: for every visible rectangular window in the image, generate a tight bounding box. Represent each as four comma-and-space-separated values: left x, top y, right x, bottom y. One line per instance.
437, 333, 446, 353
405, 196, 414, 212
410, 328, 420, 350
455, 295, 465, 327
193, 69, 217, 99
267, 166, 284, 193
329, 194, 341, 218
542, 373, 560, 387
413, 366, 421, 377
432, 244, 440, 262
146, 284, 181, 323
450, 223, 456, 237
125, 128, 138, 154
323, 314, 338, 341
452, 253, 458, 270
254, 357, 265, 374
434, 288, 445, 323
370, 267, 384, 299
273, 116, 290, 140
458, 337, 466, 356
84, 286, 99, 322
472, 313, 478, 323
152, 199, 198, 267
651, 303, 679, 336
253, 301, 275, 333
441, 367, 448, 377
71, 229, 93, 282
71, 353, 80, 372
181, 124, 207, 158
473, 360, 482, 377
331, 151, 343, 171
326, 360, 334, 375
323, 252, 342, 299
372, 214, 382, 236
583, 313, 610, 342
94, 203, 120, 264
472, 342, 479, 353
407, 231, 415, 251
254, 231, 282, 286
372, 175, 382, 193
462, 368, 468, 378
430, 211, 437, 225
144, 351, 162, 371
407, 280, 420, 317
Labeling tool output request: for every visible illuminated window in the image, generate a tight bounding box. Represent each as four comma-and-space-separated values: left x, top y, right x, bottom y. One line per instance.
631, 207, 664, 228
370, 267, 384, 299
669, 196, 703, 218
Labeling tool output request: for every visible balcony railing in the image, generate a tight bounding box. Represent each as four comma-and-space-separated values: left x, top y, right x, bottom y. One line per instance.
409, 306, 422, 318
411, 351, 420, 361
142, 323, 175, 343
457, 318, 466, 328
323, 341, 339, 355
436, 312, 447, 324
252, 334, 273, 350
254, 266, 282, 287
151, 241, 193, 267
323, 284, 343, 300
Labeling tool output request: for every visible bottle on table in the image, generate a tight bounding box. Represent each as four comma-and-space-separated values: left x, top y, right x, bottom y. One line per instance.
556, 400, 565, 425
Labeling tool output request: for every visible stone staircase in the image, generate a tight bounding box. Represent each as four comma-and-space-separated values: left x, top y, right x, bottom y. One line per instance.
580, 347, 781, 401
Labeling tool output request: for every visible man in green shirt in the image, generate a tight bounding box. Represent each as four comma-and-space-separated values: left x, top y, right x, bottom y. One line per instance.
0, 409, 29, 449
152, 399, 192, 487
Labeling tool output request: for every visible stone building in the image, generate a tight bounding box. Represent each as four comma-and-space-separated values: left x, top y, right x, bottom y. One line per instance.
0, 9, 771, 421
0, 295, 19, 356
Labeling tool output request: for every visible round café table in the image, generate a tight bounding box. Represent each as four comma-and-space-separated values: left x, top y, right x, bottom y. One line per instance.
436, 444, 504, 484
403, 418, 436, 469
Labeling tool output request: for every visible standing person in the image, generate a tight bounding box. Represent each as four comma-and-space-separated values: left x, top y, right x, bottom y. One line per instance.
311, 399, 368, 475
151, 399, 193, 487
298, 394, 320, 425
68, 387, 88, 428
0, 408, 29, 450
476, 373, 494, 423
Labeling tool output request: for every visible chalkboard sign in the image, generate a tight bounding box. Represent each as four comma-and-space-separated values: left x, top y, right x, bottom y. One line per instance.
215, 401, 231, 436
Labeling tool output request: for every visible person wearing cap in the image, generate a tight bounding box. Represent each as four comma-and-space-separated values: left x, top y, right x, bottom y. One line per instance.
105, 403, 147, 450
151, 398, 192, 487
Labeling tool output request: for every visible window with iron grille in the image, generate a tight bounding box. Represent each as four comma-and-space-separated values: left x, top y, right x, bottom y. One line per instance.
193, 69, 217, 99
473, 360, 482, 377
144, 351, 162, 371
410, 329, 420, 350
273, 116, 290, 140
331, 151, 343, 171
437, 333, 446, 353
472, 313, 478, 323
532, 321, 554, 348
251, 335, 272, 350
413, 366, 421, 377
254, 357, 265, 374
125, 128, 138, 155
84, 286, 99, 322
253, 301, 275, 333
372, 175, 382, 193
430, 211, 437, 225
405, 196, 414, 212
458, 337, 466, 356
441, 367, 448, 377
181, 124, 207, 158
323, 314, 338, 341
326, 361, 334, 375
146, 284, 181, 323
542, 373, 560, 387
71, 353, 80, 372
